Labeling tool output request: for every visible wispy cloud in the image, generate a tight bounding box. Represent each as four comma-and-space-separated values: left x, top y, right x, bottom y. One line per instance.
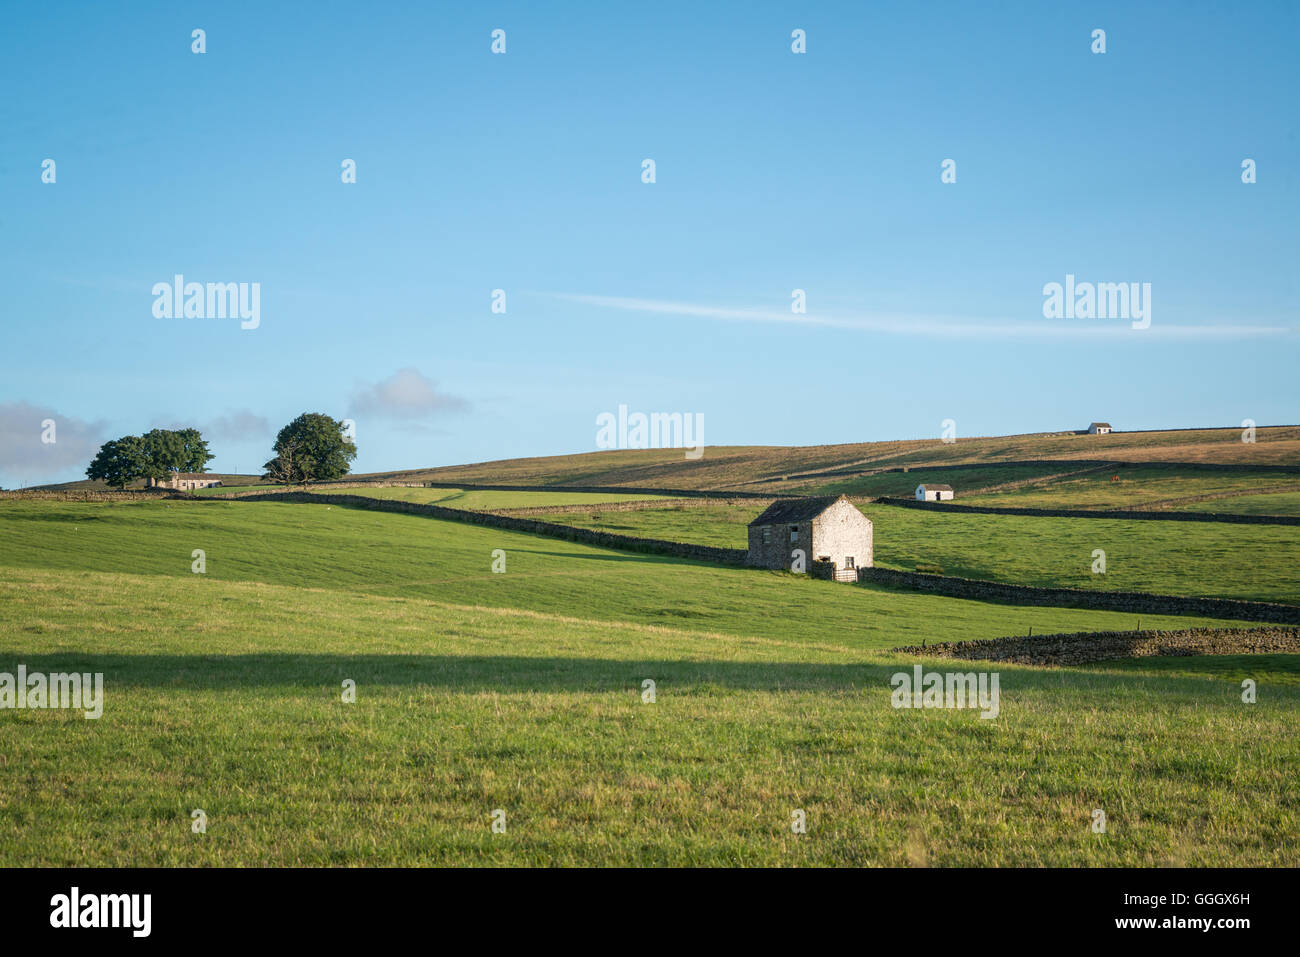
153, 410, 272, 442
547, 293, 1294, 341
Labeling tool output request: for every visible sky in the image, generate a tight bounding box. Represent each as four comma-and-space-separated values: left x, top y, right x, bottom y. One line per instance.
1, 0, 1297, 487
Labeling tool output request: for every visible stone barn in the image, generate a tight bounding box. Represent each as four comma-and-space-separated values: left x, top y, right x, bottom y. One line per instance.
915, 483, 954, 501
1087, 422, 1113, 434
746, 495, 872, 580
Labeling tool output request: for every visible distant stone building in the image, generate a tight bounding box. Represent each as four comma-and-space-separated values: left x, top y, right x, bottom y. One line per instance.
915, 483, 954, 502
1087, 422, 1113, 434
746, 495, 872, 579
148, 473, 223, 491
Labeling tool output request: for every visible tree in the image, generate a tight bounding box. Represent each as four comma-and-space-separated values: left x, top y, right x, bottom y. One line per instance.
139, 429, 185, 483
84, 427, 215, 490
140, 428, 214, 480
86, 436, 146, 489
174, 428, 214, 473
262, 413, 355, 485
262, 439, 300, 485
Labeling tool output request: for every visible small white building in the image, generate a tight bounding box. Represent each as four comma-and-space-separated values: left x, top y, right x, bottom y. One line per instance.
915, 483, 954, 502
1087, 422, 1113, 434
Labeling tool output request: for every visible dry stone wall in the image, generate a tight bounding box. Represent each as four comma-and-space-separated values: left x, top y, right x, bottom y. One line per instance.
874, 497, 1300, 526
859, 567, 1300, 624
894, 625, 1300, 665
0, 489, 177, 502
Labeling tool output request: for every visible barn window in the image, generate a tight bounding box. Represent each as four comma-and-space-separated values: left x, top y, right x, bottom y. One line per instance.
789, 525, 799, 543
845, 556, 855, 569
762, 527, 771, 544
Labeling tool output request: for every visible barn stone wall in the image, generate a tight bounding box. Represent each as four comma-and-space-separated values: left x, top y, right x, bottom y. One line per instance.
810, 498, 873, 569
746, 522, 801, 570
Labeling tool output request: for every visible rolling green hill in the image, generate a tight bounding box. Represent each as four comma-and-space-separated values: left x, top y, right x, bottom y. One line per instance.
538, 502, 1300, 605
0, 499, 1254, 646
1, 496, 1295, 866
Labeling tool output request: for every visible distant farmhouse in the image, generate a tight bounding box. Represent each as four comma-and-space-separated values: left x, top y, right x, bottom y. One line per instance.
1087, 422, 1113, 434
147, 473, 222, 491
747, 495, 872, 580
915, 483, 954, 502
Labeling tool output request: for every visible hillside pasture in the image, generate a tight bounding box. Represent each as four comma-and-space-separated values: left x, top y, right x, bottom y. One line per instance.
539, 502, 1300, 605
0, 519, 1296, 866
343, 427, 1300, 493
0, 499, 1256, 648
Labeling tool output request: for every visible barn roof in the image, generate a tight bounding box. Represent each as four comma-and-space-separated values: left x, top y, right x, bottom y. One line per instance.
917, 483, 953, 491
1089, 422, 1112, 428
747, 495, 847, 526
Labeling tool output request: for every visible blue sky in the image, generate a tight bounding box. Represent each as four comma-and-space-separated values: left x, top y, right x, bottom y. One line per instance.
2, 0, 1297, 486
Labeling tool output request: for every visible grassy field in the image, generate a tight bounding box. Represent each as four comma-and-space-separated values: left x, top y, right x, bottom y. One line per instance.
804, 463, 1300, 514
1168, 491, 1300, 516
957, 464, 1300, 511
808, 463, 1094, 500
1, 500, 1296, 865
540, 502, 1300, 605
0, 499, 1252, 646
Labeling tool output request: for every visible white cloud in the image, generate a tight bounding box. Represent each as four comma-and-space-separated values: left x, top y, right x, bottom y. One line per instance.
349, 368, 469, 419
0, 402, 107, 484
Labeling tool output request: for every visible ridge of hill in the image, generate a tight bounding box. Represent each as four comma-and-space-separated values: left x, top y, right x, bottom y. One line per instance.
26, 426, 1300, 495
359, 426, 1300, 493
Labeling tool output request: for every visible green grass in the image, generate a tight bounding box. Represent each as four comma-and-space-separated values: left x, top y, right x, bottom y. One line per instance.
1169, 491, 1300, 516
810, 462, 1300, 513
811, 464, 1089, 499
541, 502, 1300, 604
2, 497, 1294, 866
961, 465, 1300, 510
1, 565, 1295, 866
0, 499, 1251, 648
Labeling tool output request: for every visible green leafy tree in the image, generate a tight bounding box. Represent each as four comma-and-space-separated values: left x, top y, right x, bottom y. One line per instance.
139, 429, 185, 482
140, 428, 214, 480
174, 428, 214, 473
262, 413, 356, 485
86, 436, 146, 489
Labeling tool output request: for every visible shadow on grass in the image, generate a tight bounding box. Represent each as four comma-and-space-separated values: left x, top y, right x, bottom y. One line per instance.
0, 653, 895, 692
0, 653, 1282, 693
509, 548, 652, 563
